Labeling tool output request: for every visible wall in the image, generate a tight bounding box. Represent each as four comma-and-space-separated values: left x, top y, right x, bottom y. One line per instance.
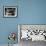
0, 0, 46, 45
0, 0, 18, 44
18, 0, 46, 24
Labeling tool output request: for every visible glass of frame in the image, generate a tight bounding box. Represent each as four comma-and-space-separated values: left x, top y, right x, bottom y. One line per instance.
18, 24, 46, 42
3, 6, 17, 18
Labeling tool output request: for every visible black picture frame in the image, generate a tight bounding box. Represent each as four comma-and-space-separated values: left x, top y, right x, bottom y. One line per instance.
3, 6, 17, 18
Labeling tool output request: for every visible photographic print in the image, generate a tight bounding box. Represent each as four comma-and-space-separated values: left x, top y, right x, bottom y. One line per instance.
18, 24, 46, 41
3, 6, 17, 17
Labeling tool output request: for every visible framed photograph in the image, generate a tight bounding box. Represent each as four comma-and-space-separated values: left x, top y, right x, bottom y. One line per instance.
18, 24, 46, 42
3, 6, 17, 17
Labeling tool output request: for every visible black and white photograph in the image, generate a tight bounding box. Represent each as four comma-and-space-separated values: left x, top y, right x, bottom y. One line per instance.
3, 6, 17, 17
18, 24, 46, 46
